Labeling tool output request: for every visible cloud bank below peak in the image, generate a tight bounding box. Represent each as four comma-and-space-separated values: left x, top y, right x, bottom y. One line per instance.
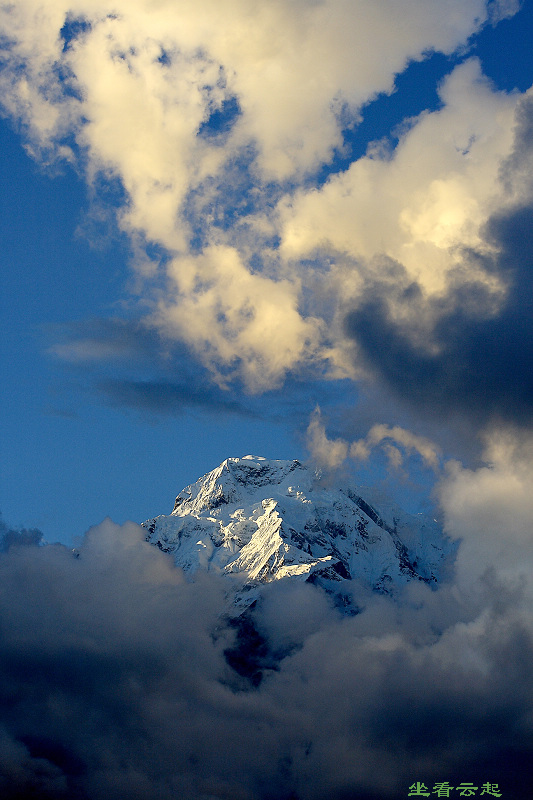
1, 436, 533, 800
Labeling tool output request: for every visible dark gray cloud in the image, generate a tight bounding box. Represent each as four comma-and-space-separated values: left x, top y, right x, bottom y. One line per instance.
0, 514, 43, 552
0, 517, 531, 800
98, 378, 257, 417
345, 201, 533, 429
47, 317, 257, 418
500, 93, 533, 189
344, 91, 533, 434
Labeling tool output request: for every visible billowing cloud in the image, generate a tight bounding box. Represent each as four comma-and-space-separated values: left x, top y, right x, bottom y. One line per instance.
3, 0, 528, 395
301, 69, 533, 426
344, 198, 533, 426
154, 245, 324, 391
439, 427, 533, 591
1, 0, 496, 179
280, 59, 520, 285
0, 486, 532, 799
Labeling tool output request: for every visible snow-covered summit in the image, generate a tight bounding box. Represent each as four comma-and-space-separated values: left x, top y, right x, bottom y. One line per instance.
170, 456, 305, 517
142, 456, 453, 612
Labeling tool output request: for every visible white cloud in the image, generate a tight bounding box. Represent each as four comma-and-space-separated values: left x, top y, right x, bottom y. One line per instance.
360, 424, 441, 469
280, 58, 519, 299
306, 409, 441, 472
438, 427, 533, 594
154, 245, 324, 391
306, 407, 349, 469
1, 0, 528, 390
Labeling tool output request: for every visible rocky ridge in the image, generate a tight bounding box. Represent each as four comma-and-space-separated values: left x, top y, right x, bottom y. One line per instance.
142, 456, 453, 614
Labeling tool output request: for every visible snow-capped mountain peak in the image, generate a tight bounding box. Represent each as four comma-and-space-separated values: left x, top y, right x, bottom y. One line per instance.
142, 456, 453, 612
170, 456, 306, 516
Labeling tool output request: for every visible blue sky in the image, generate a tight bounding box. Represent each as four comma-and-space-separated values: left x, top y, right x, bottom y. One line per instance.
1, 0, 533, 545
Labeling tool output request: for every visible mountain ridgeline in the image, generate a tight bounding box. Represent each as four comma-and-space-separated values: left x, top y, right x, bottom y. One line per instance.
142, 456, 453, 615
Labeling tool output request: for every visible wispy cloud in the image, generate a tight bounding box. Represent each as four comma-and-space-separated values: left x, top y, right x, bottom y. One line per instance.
47, 317, 257, 417
47, 318, 164, 364
306, 407, 441, 473
98, 378, 256, 417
